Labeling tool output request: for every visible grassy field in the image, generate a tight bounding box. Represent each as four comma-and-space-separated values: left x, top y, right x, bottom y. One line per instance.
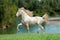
0, 33, 60, 40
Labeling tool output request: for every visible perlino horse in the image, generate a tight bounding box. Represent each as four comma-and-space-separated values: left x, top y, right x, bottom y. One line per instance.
16, 8, 48, 32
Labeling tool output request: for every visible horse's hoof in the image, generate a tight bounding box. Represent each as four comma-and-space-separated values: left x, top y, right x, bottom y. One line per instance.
37, 31, 39, 33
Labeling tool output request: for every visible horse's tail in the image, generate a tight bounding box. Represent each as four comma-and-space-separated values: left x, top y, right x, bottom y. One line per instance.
43, 13, 48, 24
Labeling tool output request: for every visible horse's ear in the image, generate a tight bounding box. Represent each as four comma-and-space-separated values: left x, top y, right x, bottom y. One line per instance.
21, 7, 24, 9
21, 7, 24, 8
18, 7, 25, 10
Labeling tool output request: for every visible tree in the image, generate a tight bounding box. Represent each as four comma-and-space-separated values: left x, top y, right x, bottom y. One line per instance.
0, 0, 17, 32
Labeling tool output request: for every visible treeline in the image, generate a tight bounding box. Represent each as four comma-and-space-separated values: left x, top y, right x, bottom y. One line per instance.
0, 0, 60, 28
16, 0, 60, 16
0, 0, 17, 28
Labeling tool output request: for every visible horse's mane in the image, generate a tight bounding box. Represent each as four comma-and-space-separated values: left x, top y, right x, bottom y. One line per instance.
24, 10, 33, 17
20, 7, 33, 17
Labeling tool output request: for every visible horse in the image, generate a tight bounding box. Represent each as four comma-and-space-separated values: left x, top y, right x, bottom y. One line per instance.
16, 8, 48, 32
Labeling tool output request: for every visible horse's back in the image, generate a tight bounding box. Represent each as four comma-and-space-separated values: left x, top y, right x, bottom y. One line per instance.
31, 17, 44, 23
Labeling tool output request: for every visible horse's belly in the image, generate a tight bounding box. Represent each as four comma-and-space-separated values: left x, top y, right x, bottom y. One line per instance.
29, 20, 37, 25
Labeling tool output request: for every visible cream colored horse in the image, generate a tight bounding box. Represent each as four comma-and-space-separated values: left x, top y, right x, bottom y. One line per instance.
16, 7, 48, 32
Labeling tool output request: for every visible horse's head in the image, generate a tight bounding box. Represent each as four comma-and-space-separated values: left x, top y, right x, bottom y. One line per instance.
16, 7, 24, 17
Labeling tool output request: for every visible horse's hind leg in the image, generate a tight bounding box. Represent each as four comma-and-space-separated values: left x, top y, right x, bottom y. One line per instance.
39, 25, 45, 33
39, 24, 44, 30
38, 24, 45, 32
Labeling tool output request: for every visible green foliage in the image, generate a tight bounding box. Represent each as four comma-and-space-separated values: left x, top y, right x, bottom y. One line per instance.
0, 0, 17, 28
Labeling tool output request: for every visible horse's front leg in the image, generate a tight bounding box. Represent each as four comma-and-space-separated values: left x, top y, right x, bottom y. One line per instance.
26, 23, 30, 33
17, 23, 22, 32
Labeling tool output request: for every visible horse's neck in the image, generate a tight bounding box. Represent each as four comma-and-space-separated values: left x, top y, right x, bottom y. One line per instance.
21, 11, 30, 20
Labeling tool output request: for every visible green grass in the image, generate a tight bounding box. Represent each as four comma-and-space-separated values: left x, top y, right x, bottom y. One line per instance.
0, 34, 60, 40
